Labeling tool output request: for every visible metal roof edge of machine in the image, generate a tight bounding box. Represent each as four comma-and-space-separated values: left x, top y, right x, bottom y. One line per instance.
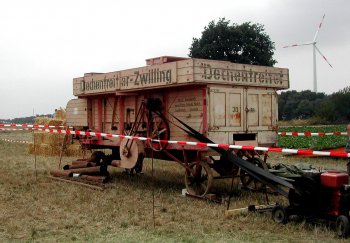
73, 57, 289, 96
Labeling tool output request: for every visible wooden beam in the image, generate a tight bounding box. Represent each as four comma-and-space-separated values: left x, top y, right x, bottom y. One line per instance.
47, 176, 104, 191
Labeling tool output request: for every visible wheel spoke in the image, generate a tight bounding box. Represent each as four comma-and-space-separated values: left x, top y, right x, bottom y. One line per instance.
184, 161, 213, 197
152, 125, 158, 136
151, 128, 167, 139
148, 113, 170, 151
240, 158, 267, 190
157, 128, 167, 136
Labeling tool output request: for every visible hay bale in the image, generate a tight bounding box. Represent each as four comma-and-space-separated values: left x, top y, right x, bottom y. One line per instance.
28, 143, 52, 156
49, 144, 62, 156
28, 143, 34, 154
34, 114, 64, 127
43, 133, 53, 144
34, 116, 51, 125
48, 119, 64, 126
38, 144, 52, 155
28, 141, 84, 157
65, 144, 83, 156
55, 108, 66, 120
32, 132, 43, 144
32, 132, 63, 145
28, 141, 60, 156
48, 133, 65, 145
28, 133, 83, 157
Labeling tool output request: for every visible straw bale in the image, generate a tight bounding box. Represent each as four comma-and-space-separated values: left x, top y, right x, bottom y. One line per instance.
44, 133, 54, 145
28, 143, 39, 155
38, 144, 52, 155
65, 144, 83, 156
28, 142, 84, 157
48, 119, 64, 126
55, 108, 66, 120
49, 144, 62, 156
48, 133, 65, 145
47, 135, 66, 155
32, 132, 44, 144
28, 143, 52, 156
32, 132, 62, 145
28, 134, 83, 157
28, 142, 58, 156
28, 143, 34, 154
44, 133, 53, 144
34, 116, 51, 125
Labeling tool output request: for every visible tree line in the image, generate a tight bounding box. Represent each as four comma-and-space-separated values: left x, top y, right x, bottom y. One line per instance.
278, 86, 350, 123
2, 89, 348, 125
0, 114, 54, 124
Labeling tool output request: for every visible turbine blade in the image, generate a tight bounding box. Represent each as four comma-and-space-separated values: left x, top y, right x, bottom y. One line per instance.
283, 42, 314, 48
315, 45, 333, 68
313, 14, 326, 42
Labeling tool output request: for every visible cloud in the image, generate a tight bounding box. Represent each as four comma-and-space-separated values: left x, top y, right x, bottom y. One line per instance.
0, 0, 349, 118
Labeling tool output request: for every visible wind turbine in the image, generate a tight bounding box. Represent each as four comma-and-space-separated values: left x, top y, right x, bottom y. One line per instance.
283, 14, 333, 92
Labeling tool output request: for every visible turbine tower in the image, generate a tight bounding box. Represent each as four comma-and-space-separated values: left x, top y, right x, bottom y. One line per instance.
283, 14, 333, 92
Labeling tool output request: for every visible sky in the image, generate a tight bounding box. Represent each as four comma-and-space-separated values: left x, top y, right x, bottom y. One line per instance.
0, 0, 349, 119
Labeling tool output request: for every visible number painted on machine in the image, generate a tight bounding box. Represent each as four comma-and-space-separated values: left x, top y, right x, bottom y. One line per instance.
232, 107, 240, 112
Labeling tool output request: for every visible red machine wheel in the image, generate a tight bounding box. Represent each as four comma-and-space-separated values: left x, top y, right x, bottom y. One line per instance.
336, 215, 350, 238
147, 112, 170, 152
184, 161, 213, 197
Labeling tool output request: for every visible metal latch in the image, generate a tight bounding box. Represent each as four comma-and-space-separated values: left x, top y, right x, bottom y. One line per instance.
245, 108, 255, 112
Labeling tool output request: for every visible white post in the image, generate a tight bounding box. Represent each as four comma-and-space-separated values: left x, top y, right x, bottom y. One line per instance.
313, 44, 317, 92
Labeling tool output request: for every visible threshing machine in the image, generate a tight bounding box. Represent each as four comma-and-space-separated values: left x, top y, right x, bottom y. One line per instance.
66, 56, 289, 196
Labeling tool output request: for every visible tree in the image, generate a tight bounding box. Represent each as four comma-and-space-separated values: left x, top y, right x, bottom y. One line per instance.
315, 86, 350, 122
296, 99, 313, 119
278, 88, 350, 123
278, 90, 326, 120
189, 18, 276, 66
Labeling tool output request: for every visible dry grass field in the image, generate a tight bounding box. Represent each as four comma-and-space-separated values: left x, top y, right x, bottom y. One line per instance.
0, 131, 349, 242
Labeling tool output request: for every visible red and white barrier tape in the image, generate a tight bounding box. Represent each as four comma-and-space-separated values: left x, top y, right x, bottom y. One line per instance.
2, 124, 346, 137
0, 128, 33, 132
31, 128, 350, 158
0, 123, 66, 129
1, 124, 349, 157
278, 132, 347, 136
0, 138, 30, 144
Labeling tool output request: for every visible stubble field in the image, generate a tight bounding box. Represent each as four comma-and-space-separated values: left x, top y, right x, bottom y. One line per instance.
0, 130, 349, 242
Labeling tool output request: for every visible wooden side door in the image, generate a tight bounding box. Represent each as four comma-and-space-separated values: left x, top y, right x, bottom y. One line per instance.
245, 89, 277, 132
209, 87, 244, 132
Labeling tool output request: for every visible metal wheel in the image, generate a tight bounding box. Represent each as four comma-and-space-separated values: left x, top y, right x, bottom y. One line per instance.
147, 112, 170, 152
336, 215, 350, 238
240, 157, 268, 190
272, 205, 288, 224
185, 161, 213, 197
119, 138, 145, 172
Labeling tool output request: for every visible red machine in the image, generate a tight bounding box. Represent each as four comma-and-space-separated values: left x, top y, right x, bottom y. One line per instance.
272, 171, 350, 238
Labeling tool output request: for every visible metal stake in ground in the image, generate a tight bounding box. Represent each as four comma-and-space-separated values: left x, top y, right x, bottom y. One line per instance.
151, 149, 155, 228
226, 168, 236, 211
32, 119, 37, 180
58, 132, 69, 169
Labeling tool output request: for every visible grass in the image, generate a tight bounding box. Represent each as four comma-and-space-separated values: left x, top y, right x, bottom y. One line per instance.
0, 131, 349, 242
278, 124, 348, 150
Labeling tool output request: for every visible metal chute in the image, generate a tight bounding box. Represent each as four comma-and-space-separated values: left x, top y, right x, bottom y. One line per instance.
171, 114, 294, 198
